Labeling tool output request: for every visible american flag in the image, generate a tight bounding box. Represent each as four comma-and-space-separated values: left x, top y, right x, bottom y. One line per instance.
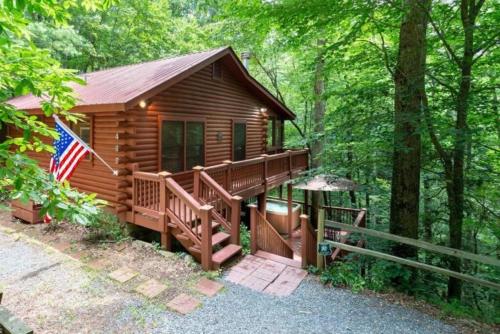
44, 117, 91, 223
49, 118, 90, 182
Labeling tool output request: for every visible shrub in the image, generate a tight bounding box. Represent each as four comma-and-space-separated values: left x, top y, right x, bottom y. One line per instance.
239, 223, 251, 254
86, 210, 128, 242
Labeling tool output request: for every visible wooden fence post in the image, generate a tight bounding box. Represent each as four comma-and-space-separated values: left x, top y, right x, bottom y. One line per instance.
200, 204, 213, 271
300, 214, 309, 269
317, 208, 325, 270
223, 160, 232, 192
287, 182, 293, 239
231, 195, 242, 244
249, 204, 258, 254
192, 166, 204, 200
158, 171, 172, 251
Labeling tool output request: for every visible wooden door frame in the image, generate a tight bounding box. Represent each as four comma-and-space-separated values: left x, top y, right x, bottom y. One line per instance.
157, 115, 207, 172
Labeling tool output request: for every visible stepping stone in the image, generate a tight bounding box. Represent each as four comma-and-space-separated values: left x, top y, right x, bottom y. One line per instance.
239, 274, 270, 292
225, 269, 248, 284
252, 267, 280, 282
135, 279, 167, 298
108, 267, 138, 283
167, 294, 201, 315
264, 267, 307, 297
194, 278, 224, 297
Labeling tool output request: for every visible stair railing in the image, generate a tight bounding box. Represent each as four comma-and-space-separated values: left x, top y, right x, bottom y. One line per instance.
163, 173, 214, 270
193, 166, 242, 244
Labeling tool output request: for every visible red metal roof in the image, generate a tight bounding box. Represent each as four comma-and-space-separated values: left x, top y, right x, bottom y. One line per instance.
7, 47, 295, 119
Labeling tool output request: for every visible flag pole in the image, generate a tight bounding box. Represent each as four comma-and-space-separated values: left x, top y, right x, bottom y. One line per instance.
52, 115, 119, 176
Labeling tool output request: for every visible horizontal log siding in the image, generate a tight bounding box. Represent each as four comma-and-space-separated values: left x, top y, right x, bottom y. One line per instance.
125, 62, 278, 172
9, 113, 127, 209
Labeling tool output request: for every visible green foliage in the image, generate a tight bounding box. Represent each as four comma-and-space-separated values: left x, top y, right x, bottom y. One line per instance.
0, 0, 110, 227
85, 210, 128, 242
320, 262, 366, 293
239, 223, 251, 255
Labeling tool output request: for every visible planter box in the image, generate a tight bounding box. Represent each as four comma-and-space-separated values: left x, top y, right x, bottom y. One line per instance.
10, 200, 43, 224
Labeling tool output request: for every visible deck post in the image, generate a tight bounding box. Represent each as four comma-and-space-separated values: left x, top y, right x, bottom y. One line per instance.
317, 208, 325, 270
304, 189, 309, 217
200, 204, 213, 271
230, 195, 242, 244
192, 166, 204, 200
300, 214, 309, 269
223, 160, 232, 192
257, 192, 267, 219
249, 204, 258, 254
287, 182, 293, 239
287, 149, 293, 177
159, 171, 172, 251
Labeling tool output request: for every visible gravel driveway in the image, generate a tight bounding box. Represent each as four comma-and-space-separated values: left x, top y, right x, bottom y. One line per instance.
0, 230, 459, 334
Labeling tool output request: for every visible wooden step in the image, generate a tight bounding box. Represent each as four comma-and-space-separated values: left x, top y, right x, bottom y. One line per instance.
255, 250, 302, 269
211, 231, 230, 246
212, 244, 242, 268
176, 233, 190, 241
192, 221, 220, 235
187, 231, 231, 254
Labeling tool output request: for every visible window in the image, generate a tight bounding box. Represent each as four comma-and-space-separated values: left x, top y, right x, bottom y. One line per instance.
267, 117, 283, 150
233, 122, 246, 161
212, 61, 223, 80
70, 117, 92, 160
161, 120, 204, 173
267, 117, 275, 148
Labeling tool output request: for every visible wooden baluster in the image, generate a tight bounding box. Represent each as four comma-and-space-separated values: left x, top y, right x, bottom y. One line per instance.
200, 204, 213, 271
249, 204, 258, 254
223, 160, 232, 193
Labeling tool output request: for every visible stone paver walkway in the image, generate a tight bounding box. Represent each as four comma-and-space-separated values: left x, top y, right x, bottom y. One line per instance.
226, 254, 307, 296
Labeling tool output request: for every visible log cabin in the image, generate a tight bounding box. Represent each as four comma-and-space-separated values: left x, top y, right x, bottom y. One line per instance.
7, 47, 310, 270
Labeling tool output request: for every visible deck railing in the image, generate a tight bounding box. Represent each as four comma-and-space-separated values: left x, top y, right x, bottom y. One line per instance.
249, 204, 294, 259
204, 148, 309, 198
132, 170, 214, 270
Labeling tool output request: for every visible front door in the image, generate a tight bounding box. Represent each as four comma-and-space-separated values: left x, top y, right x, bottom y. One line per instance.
161, 120, 204, 173
233, 122, 246, 161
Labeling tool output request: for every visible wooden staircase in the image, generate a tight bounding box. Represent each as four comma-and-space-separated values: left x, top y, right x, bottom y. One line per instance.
130, 168, 242, 270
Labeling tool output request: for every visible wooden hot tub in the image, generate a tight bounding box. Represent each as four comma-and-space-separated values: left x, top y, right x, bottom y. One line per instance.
266, 200, 301, 234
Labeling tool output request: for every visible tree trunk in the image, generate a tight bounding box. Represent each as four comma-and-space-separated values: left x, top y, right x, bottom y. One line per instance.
423, 176, 433, 242
310, 40, 326, 226
447, 0, 477, 301
389, 0, 430, 258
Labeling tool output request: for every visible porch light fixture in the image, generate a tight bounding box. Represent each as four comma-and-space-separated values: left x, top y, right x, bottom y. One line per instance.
139, 99, 148, 109
260, 107, 267, 112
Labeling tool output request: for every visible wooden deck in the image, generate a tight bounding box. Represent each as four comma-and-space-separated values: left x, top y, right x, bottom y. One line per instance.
126, 149, 309, 270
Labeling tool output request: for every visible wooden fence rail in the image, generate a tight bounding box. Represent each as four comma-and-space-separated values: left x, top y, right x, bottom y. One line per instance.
318, 209, 500, 291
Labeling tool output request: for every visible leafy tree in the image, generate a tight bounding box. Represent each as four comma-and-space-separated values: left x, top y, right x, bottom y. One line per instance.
0, 0, 108, 224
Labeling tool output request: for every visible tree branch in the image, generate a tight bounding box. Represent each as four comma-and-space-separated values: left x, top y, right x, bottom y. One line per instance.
422, 94, 452, 167
426, 71, 458, 95
421, 4, 462, 67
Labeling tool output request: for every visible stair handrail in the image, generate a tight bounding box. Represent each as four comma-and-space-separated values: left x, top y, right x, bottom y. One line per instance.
193, 167, 242, 244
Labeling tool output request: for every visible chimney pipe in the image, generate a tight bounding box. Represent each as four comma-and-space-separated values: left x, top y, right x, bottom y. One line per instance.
241, 51, 251, 69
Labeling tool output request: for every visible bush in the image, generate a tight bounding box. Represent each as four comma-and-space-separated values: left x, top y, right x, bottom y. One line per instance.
240, 223, 251, 254
85, 210, 128, 242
